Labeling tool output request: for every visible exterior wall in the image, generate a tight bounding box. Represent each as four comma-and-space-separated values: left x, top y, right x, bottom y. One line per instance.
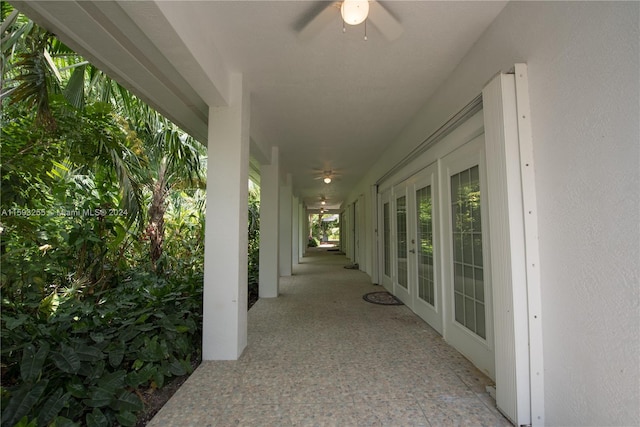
347, 2, 639, 425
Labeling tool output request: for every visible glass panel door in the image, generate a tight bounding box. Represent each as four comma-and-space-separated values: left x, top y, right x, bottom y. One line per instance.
416, 185, 435, 306
379, 117, 492, 378
379, 189, 393, 291
396, 194, 408, 290
441, 134, 494, 379
409, 164, 442, 333
393, 185, 411, 304
451, 165, 485, 338
383, 202, 391, 278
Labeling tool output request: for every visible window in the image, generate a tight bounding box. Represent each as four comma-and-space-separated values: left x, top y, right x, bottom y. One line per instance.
451, 166, 485, 338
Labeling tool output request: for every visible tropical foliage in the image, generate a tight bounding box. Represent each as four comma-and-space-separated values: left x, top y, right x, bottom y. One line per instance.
309, 213, 339, 244
0, 4, 257, 425
247, 182, 260, 307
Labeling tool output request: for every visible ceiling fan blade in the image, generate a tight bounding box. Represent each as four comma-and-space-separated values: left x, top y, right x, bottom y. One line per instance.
368, 0, 403, 41
298, 3, 339, 42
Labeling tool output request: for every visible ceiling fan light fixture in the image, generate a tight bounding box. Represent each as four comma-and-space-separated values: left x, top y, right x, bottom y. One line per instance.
341, 0, 369, 26
323, 177, 332, 184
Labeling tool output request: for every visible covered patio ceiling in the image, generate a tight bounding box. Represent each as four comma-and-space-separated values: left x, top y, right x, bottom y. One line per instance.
13, 1, 507, 211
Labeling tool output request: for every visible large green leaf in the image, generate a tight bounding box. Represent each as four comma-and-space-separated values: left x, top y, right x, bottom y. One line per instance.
89, 332, 105, 343
78, 360, 105, 382
118, 327, 141, 343
37, 388, 70, 426
4, 314, 30, 330
13, 416, 37, 427
175, 325, 190, 333
115, 411, 137, 427
168, 358, 186, 376
107, 342, 124, 368
109, 391, 143, 413
134, 313, 150, 324
152, 368, 165, 389
62, 63, 86, 110
96, 370, 126, 393
85, 408, 108, 427
51, 345, 80, 374
1, 380, 48, 426
20, 342, 49, 382
172, 334, 190, 357
135, 323, 156, 332
73, 343, 105, 362
125, 363, 155, 388
51, 416, 81, 427
138, 336, 164, 362
66, 377, 86, 399
83, 386, 113, 408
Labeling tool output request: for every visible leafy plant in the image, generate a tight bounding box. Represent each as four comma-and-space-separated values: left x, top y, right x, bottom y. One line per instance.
0, 7, 217, 425
247, 183, 260, 306
1, 273, 203, 426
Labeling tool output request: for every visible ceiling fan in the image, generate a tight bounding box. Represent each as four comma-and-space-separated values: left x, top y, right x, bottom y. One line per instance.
298, 1, 403, 42
313, 169, 342, 184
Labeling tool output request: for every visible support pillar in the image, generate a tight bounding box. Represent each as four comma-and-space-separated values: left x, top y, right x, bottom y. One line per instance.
259, 146, 280, 297
291, 196, 299, 267
279, 174, 292, 277
299, 204, 306, 259
202, 73, 249, 360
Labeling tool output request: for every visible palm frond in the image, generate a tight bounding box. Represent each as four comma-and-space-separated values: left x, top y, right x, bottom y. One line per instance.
109, 147, 144, 229
62, 63, 85, 110
5, 24, 59, 129
42, 47, 62, 84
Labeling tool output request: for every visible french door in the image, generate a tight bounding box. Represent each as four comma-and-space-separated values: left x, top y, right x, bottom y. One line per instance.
440, 135, 494, 378
392, 165, 442, 333
379, 191, 393, 291
380, 132, 494, 379
392, 183, 411, 304
411, 166, 441, 333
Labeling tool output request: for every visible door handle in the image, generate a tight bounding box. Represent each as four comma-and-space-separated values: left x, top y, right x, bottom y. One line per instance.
409, 249, 416, 254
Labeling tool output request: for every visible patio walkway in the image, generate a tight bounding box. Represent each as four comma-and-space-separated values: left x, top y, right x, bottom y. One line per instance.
148, 248, 511, 426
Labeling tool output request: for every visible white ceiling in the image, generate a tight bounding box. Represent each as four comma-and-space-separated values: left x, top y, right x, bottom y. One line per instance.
13, 1, 507, 212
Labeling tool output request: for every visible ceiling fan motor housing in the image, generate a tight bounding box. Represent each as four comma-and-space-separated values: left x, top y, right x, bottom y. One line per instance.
341, 0, 370, 26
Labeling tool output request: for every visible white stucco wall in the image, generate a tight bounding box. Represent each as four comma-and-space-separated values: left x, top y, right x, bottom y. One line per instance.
348, 2, 639, 425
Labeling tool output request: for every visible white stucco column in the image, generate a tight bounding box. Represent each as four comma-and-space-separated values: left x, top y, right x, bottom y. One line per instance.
291, 196, 299, 266
279, 174, 293, 277
298, 205, 307, 261
303, 206, 307, 257
202, 73, 249, 360
258, 146, 280, 297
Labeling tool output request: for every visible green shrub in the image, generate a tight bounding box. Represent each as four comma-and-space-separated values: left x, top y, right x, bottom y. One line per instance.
1, 272, 203, 426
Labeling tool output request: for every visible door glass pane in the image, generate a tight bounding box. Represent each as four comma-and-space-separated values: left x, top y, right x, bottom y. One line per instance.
476, 302, 486, 338
416, 185, 434, 306
464, 265, 474, 297
464, 296, 476, 331
383, 202, 390, 277
451, 165, 485, 339
474, 267, 484, 303
454, 262, 463, 293
396, 195, 408, 289
454, 292, 464, 324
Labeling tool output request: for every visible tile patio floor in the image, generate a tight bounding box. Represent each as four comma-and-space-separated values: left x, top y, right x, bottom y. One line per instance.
148, 248, 512, 426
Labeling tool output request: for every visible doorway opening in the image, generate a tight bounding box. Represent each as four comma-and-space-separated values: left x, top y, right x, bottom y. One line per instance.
308, 213, 340, 249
